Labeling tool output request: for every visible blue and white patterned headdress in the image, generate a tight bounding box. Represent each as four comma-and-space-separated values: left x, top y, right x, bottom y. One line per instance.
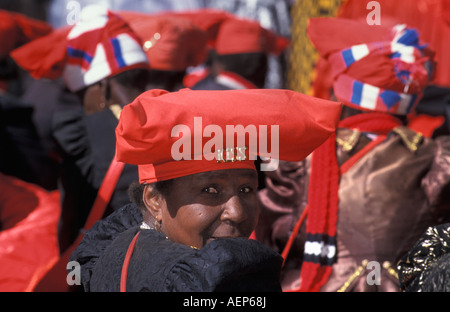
309, 18, 434, 115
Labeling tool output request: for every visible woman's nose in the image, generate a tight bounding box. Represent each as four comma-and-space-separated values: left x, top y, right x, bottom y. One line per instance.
220, 195, 248, 224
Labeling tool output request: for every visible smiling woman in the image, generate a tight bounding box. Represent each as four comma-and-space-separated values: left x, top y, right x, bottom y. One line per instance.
70, 87, 342, 292
89, 169, 281, 292
139, 169, 259, 249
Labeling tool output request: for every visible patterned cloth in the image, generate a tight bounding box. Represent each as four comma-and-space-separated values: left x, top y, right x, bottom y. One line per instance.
330, 25, 429, 115
397, 223, 450, 292
63, 5, 148, 91
308, 18, 433, 116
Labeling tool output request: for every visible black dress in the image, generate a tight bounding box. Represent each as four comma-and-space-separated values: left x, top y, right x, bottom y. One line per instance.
397, 223, 450, 292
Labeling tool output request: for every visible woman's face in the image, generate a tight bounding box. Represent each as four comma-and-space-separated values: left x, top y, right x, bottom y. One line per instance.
79, 82, 105, 115
149, 169, 259, 249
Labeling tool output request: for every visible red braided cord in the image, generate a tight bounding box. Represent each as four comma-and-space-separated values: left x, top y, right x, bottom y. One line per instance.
297, 112, 402, 292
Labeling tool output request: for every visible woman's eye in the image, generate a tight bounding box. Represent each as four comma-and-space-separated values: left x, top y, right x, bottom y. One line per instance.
240, 186, 253, 194
202, 186, 219, 194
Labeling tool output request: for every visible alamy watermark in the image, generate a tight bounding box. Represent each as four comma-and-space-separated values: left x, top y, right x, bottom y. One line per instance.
366, 260, 382, 286
366, 1, 381, 25
67, 260, 81, 286
66, 1, 81, 25
170, 117, 280, 171
66, 259, 390, 288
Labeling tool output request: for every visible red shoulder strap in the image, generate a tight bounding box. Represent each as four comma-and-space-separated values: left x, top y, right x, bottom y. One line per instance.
83, 155, 125, 232
120, 231, 140, 292
339, 134, 387, 175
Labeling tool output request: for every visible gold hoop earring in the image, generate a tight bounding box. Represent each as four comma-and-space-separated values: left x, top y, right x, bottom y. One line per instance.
154, 219, 162, 233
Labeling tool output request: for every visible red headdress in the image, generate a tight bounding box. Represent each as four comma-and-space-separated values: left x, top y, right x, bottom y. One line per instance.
215, 18, 290, 56
0, 10, 52, 59
118, 11, 208, 71
115, 88, 342, 184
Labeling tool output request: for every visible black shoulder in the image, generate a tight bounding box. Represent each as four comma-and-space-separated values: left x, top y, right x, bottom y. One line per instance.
69, 204, 142, 291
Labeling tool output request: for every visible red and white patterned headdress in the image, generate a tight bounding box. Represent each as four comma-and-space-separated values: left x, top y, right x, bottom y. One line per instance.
11, 5, 149, 92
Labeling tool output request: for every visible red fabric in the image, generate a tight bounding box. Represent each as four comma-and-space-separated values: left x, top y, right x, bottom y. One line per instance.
215, 18, 289, 56
311, 58, 334, 100
168, 9, 233, 49
115, 88, 342, 183
10, 27, 71, 80
123, 9, 233, 50
307, 17, 392, 58
344, 54, 429, 94
338, 112, 404, 131
0, 10, 52, 58
298, 113, 402, 292
0, 173, 60, 292
119, 12, 208, 71
407, 114, 445, 137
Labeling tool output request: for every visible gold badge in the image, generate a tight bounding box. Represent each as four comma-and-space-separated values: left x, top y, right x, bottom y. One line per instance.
216, 146, 247, 163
